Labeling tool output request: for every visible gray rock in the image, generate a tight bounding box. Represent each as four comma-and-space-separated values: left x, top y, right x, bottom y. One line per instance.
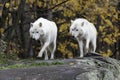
0, 55, 120, 80
75, 56, 120, 80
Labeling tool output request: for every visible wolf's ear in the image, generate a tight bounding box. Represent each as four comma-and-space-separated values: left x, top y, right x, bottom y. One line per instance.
30, 23, 33, 27
81, 22, 84, 27
71, 20, 74, 23
39, 22, 42, 27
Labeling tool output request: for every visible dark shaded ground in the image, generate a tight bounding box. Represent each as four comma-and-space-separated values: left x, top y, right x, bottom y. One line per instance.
0, 64, 85, 80
0, 59, 86, 80
0, 54, 120, 80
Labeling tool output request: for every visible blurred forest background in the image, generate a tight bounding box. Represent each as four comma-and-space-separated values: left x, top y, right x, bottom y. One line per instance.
0, 0, 120, 61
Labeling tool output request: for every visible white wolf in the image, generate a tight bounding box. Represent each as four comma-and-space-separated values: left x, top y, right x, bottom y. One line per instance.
29, 17, 57, 60
70, 18, 97, 58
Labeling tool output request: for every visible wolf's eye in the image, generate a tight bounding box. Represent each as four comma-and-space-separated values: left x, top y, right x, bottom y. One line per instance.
76, 29, 78, 31
36, 31, 39, 33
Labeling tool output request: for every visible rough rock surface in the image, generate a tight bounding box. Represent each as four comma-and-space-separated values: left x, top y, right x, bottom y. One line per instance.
0, 53, 120, 80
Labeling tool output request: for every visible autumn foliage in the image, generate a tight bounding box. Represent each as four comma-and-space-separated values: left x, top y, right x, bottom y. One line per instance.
0, 0, 119, 59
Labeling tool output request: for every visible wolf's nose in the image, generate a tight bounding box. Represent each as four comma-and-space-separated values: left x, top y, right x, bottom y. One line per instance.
71, 36, 75, 39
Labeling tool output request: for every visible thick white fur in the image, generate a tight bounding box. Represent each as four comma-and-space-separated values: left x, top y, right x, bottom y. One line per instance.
29, 17, 57, 60
70, 18, 97, 58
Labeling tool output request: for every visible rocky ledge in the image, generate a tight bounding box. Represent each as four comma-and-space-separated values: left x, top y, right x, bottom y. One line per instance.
0, 53, 120, 80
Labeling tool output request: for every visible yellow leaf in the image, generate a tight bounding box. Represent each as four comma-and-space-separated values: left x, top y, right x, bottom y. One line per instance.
29, 0, 35, 4
103, 38, 112, 45
100, 49, 112, 57
112, 39, 116, 43
118, 33, 120, 36
0, 10, 2, 16
37, 1, 42, 7
5, 3, 10, 8
104, 19, 113, 28
68, 52, 73, 59
99, 26, 105, 32
0, 28, 4, 33
107, 49, 112, 56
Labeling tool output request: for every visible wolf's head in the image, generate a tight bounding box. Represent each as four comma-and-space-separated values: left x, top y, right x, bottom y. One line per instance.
29, 22, 44, 40
70, 19, 86, 38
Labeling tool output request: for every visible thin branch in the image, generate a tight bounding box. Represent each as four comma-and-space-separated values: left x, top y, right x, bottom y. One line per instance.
48, 0, 70, 11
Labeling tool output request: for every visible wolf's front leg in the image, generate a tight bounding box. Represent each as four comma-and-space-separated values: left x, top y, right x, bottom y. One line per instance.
37, 42, 50, 58
85, 39, 90, 54
44, 50, 48, 60
78, 40, 84, 58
